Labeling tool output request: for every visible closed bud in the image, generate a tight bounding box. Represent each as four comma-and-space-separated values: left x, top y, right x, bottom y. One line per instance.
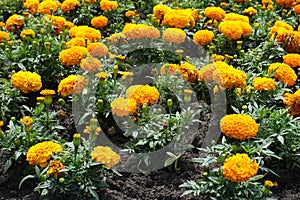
73, 133, 81, 147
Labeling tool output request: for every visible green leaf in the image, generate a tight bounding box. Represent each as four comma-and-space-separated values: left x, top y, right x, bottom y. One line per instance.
88, 187, 99, 200
277, 135, 284, 145
19, 175, 36, 189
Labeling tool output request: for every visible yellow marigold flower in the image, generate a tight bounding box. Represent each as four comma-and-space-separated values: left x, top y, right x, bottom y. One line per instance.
66, 37, 88, 47
211, 54, 225, 62
199, 63, 215, 82
160, 63, 180, 75
10, 71, 42, 93
37, 0, 58, 15
61, 0, 80, 13
87, 42, 109, 57
5, 14, 24, 32
105, 32, 127, 45
26, 141, 62, 168
0, 31, 10, 43
243, 7, 257, 16
223, 153, 259, 182
179, 62, 200, 83
125, 10, 136, 18
40, 89, 55, 96
270, 21, 293, 35
131, 85, 160, 105
120, 71, 134, 79
59, 46, 89, 66
264, 180, 278, 188
204, 6, 226, 21
275, 0, 294, 7
294, 4, 300, 14
83, 125, 101, 135
24, 0, 39, 14
126, 85, 143, 98
224, 13, 249, 23
0, 121, 3, 127
219, 21, 244, 40
82, 0, 96, 3
162, 28, 186, 44
111, 97, 137, 116
268, 63, 297, 87
153, 4, 170, 21
91, 15, 108, 28
161, 9, 195, 29
44, 15, 67, 34
37, 96, 45, 103
213, 61, 246, 88
100, 0, 118, 11
65, 20, 75, 29
283, 89, 300, 116
0, 22, 5, 27
91, 146, 120, 168
20, 29, 35, 37
47, 160, 64, 179
122, 23, 160, 39
80, 56, 101, 71
220, 114, 258, 140
69, 26, 101, 42
193, 30, 214, 46
95, 72, 109, 80
253, 77, 276, 91
58, 75, 88, 96
20, 116, 33, 127
283, 53, 300, 67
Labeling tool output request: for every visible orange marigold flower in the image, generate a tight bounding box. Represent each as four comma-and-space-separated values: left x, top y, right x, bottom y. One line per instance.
44, 15, 67, 34
0, 22, 5, 27
283, 31, 300, 53
252, 77, 276, 91
268, 63, 297, 87
162, 28, 186, 44
211, 54, 225, 62
105, 32, 127, 45
126, 85, 143, 98
193, 30, 214, 46
5, 14, 24, 32
131, 85, 160, 105
160, 63, 180, 75
20, 29, 35, 37
153, 4, 170, 21
294, 4, 300, 14
20, 116, 33, 127
0, 31, 10, 43
243, 7, 257, 16
87, 42, 109, 57
204, 6, 226, 21
37, 0, 58, 15
219, 21, 244, 40
122, 23, 160, 39
80, 56, 101, 71
69, 26, 101, 42
95, 72, 109, 80
58, 75, 88, 96
220, 114, 258, 140
223, 153, 259, 182
283, 53, 300, 67
61, 0, 80, 13
283, 89, 300, 116
82, 0, 96, 3
26, 141, 62, 168
161, 9, 195, 29
100, 0, 118, 11
111, 97, 137, 116
40, 89, 55, 96
24, 0, 39, 14
90, 146, 120, 168
66, 37, 89, 47
125, 11, 136, 18
83, 125, 101, 135
179, 62, 200, 83
275, 0, 294, 7
91, 15, 108, 28
59, 46, 89, 66
47, 160, 65, 178
10, 71, 42, 93
199, 63, 216, 82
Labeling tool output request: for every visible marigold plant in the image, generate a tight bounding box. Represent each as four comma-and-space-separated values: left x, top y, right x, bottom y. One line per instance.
204, 6, 225, 21
162, 28, 186, 44
87, 42, 109, 57
23, 0, 39, 14
179, 62, 200, 83
161, 9, 195, 29
37, 0, 58, 15
283, 53, 300, 67
153, 4, 170, 21
10, 71, 42, 93
5, 14, 24, 32
47, 160, 65, 179
268, 63, 297, 87
80, 56, 101, 71
69, 26, 101, 42
66, 37, 88, 47
100, 0, 118, 11
20, 29, 35, 38
91, 15, 108, 28
111, 97, 137, 117
160, 63, 180, 75
122, 23, 160, 39
0, 31, 10, 43
58, 75, 88, 96
61, 0, 80, 13
90, 146, 121, 168
193, 30, 214, 46
130, 85, 160, 105
252, 77, 276, 91
59, 46, 90, 66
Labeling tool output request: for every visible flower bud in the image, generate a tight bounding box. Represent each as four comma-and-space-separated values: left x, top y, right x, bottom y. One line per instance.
167, 99, 173, 108
73, 133, 81, 148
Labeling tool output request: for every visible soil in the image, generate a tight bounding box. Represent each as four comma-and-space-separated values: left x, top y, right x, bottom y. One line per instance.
0, 103, 299, 200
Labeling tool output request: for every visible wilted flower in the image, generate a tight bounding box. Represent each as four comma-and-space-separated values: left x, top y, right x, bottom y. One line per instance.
47, 160, 65, 179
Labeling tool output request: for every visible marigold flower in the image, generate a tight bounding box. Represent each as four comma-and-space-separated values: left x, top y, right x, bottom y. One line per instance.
125, 11, 136, 18
20, 29, 35, 38
161, 9, 195, 29
283, 53, 300, 67
0, 31, 10, 43
199, 63, 215, 82
268, 63, 297, 87
294, 4, 300, 14
105, 32, 127, 45
87, 42, 109, 57
211, 54, 225, 62
264, 180, 278, 188
95, 72, 109, 80
37, 0, 58, 15
120, 71, 134, 79
91, 15, 108, 28
243, 7, 257, 16
91, 146, 120, 168
162, 28, 186, 44
262, 0, 274, 10
40, 89, 55, 96
126, 85, 143, 98
204, 6, 226, 21
131, 85, 160, 105
24, 0, 39, 14
26, 141, 62, 168
219, 21, 244, 40
193, 30, 214, 46
275, 0, 294, 7
82, 0, 96, 3
224, 13, 249, 23
253, 77, 276, 91
66, 37, 88, 47
0, 22, 5, 27
69, 26, 101, 42
283, 31, 300, 53
283, 89, 300, 116
111, 97, 137, 117
58, 75, 88, 96
122, 23, 160, 39
47, 160, 64, 178
160, 63, 180, 75
223, 153, 259, 182
59, 46, 89, 66
5, 14, 24, 32
179, 62, 200, 83
61, 0, 80, 13
100, 0, 118, 11
44, 15, 67, 34
10, 71, 42, 93
83, 125, 101, 135
20, 116, 33, 127
80, 56, 101, 71
153, 4, 170, 21
220, 114, 258, 140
